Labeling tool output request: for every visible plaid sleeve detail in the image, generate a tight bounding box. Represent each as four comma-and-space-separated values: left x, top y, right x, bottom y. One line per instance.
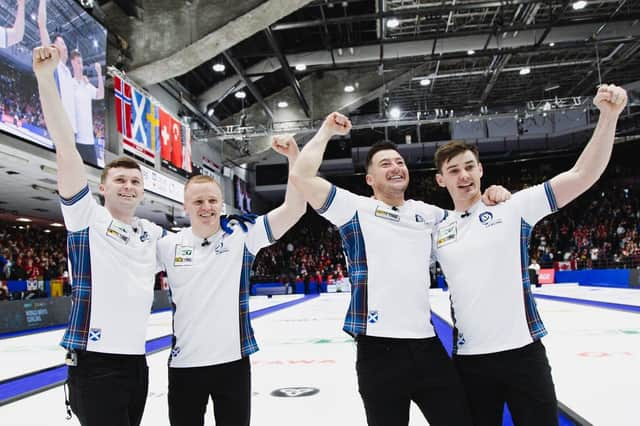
60, 229, 92, 350
60, 185, 90, 206
543, 181, 559, 212
520, 219, 547, 341
239, 246, 259, 357
338, 212, 368, 337
316, 185, 337, 214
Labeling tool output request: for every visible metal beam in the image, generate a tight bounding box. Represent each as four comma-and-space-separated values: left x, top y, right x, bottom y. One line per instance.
222, 51, 274, 121
480, 54, 512, 104
263, 28, 311, 117
272, 0, 542, 31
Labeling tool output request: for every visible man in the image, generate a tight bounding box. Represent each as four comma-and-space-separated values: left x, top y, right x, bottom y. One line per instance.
290, 112, 510, 426
0, 0, 25, 48
70, 49, 104, 166
528, 258, 541, 288
38, 0, 76, 136
156, 135, 306, 426
34, 45, 165, 426
432, 84, 628, 426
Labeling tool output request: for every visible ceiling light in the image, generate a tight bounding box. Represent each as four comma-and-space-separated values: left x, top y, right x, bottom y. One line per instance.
467, 50, 475, 55
519, 67, 531, 75
43, 229, 51, 233
389, 107, 401, 119
344, 85, 355, 93
50, 222, 64, 227
386, 18, 400, 29
295, 64, 307, 71
572, 1, 587, 10
207, 108, 214, 117
549, 42, 555, 47
16, 217, 32, 223
420, 78, 431, 86
545, 84, 560, 91
212, 63, 225, 72
277, 101, 289, 108
235, 91, 246, 99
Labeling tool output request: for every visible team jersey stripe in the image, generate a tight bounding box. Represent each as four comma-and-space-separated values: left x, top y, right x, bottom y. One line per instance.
60, 228, 92, 350
338, 212, 368, 336
239, 246, 259, 357
520, 219, 547, 341
316, 185, 337, 214
59, 185, 90, 206
544, 181, 559, 212
264, 215, 276, 244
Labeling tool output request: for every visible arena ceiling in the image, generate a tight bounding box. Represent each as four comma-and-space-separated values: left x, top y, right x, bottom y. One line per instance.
86, 0, 640, 159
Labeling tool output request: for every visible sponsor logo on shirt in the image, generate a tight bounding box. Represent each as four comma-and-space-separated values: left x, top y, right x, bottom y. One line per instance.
106, 220, 130, 244
478, 211, 503, 228
270, 387, 320, 398
367, 310, 379, 323
174, 245, 194, 266
415, 214, 425, 223
457, 333, 466, 346
437, 223, 457, 247
139, 230, 150, 242
171, 347, 181, 358
374, 206, 400, 222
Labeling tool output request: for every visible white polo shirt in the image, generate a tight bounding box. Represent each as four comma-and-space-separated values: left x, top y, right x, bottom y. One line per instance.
74, 77, 98, 145
318, 185, 446, 338
433, 182, 559, 355
60, 185, 164, 354
157, 216, 276, 368
55, 62, 76, 133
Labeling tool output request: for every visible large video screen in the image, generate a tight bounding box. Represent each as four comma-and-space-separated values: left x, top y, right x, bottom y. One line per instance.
0, 0, 107, 167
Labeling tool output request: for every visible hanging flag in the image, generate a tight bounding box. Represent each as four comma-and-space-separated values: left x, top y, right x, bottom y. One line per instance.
113, 75, 132, 138
159, 107, 173, 162
170, 117, 183, 169
145, 103, 159, 154
181, 124, 192, 173
121, 85, 155, 162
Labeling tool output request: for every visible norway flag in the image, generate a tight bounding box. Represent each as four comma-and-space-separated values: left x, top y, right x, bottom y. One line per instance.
113, 75, 132, 139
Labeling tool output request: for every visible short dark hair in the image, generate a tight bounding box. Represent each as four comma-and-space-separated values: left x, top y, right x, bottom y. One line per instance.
100, 157, 141, 183
365, 140, 400, 171
69, 49, 82, 60
434, 141, 479, 173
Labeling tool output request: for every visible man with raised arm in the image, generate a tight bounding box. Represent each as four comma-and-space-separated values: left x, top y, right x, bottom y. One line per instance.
0, 0, 25, 48
156, 134, 306, 426
34, 45, 164, 426
432, 84, 628, 425
289, 112, 510, 425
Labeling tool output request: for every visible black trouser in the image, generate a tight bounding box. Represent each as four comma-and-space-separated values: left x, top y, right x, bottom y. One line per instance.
356, 335, 472, 426
453, 340, 558, 426
67, 350, 148, 426
168, 357, 251, 426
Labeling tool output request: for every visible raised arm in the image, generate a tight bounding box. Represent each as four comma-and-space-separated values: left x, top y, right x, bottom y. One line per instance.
265, 135, 307, 240
37, 0, 51, 46
6, 0, 25, 47
550, 84, 628, 208
33, 46, 87, 198
289, 112, 352, 209
94, 62, 104, 100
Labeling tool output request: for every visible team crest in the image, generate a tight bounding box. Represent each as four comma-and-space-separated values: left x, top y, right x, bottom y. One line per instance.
367, 310, 379, 323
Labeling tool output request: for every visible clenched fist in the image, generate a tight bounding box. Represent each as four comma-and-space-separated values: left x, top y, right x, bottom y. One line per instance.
271, 134, 299, 159
33, 45, 60, 77
320, 112, 352, 137
593, 84, 627, 116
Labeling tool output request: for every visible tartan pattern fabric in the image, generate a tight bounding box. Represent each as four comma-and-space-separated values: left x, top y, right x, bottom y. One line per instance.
338, 212, 368, 337
60, 228, 92, 350
520, 219, 547, 340
544, 181, 559, 212
239, 246, 259, 357
264, 215, 275, 244
316, 185, 337, 214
